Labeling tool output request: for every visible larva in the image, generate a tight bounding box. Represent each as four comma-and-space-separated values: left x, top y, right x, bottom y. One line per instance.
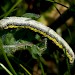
0, 17, 74, 63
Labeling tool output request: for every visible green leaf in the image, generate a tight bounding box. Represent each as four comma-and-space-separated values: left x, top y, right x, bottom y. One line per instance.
22, 13, 40, 20
35, 34, 41, 41
30, 45, 42, 59
2, 33, 16, 45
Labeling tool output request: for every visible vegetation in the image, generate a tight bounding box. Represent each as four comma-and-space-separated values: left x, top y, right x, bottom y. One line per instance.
0, 0, 75, 75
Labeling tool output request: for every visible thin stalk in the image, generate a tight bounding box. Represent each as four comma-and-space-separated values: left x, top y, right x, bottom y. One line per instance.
20, 64, 32, 75
53, 2, 72, 40
47, 0, 69, 8
39, 56, 47, 66
0, 38, 17, 75
4, 0, 22, 17
0, 63, 13, 75
64, 49, 71, 75
39, 61, 45, 75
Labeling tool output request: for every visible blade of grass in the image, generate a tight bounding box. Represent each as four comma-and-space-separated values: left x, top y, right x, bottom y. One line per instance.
63, 49, 71, 75
0, 8, 17, 18
53, 2, 72, 74
46, 0, 69, 8
20, 64, 32, 75
0, 38, 17, 75
4, 0, 22, 17
39, 56, 47, 66
0, 63, 13, 75
53, 0, 72, 41
39, 61, 45, 75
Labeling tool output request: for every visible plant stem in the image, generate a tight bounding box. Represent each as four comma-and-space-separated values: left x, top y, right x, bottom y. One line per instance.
20, 64, 32, 75
0, 38, 17, 75
39, 61, 45, 75
4, 0, 22, 17
49, 5, 75, 31
0, 63, 13, 75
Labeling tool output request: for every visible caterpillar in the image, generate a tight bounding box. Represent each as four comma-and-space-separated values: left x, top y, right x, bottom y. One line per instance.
0, 17, 74, 63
